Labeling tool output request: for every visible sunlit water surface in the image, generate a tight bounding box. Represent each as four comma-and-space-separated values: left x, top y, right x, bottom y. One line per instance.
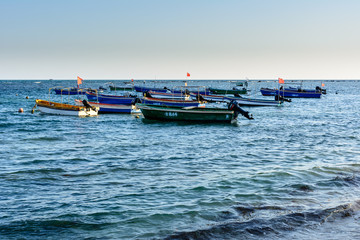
0, 80, 359, 239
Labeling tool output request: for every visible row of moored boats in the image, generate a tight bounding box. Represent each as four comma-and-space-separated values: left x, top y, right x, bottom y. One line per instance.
33, 81, 326, 123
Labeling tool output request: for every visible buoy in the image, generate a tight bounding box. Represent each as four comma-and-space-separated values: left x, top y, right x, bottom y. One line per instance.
18, 108, 24, 113
26, 96, 29, 99
31, 104, 37, 114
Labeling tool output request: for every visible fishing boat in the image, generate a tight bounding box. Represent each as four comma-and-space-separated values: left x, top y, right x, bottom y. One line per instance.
134, 85, 170, 93
236, 80, 248, 87
224, 95, 285, 106
109, 85, 133, 91
189, 93, 225, 102
189, 92, 285, 106
34, 99, 99, 116
106, 81, 134, 91
209, 86, 247, 95
140, 96, 205, 107
136, 100, 253, 123
53, 87, 88, 95
169, 86, 212, 96
86, 91, 137, 105
260, 88, 322, 98
144, 90, 190, 100
285, 86, 326, 94
74, 99, 140, 114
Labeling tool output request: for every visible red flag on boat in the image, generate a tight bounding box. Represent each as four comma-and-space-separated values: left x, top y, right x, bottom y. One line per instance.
187, 72, 190, 77
278, 78, 284, 84
77, 76, 83, 85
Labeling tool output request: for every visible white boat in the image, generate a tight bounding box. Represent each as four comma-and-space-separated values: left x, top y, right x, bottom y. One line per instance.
35, 99, 99, 116
74, 99, 140, 114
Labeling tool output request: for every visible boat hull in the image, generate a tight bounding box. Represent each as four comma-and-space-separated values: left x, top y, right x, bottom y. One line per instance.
137, 104, 235, 123
86, 92, 136, 104
144, 91, 190, 100
224, 96, 283, 106
36, 99, 98, 116
134, 86, 169, 93
190, 93, 225, 102
109, 86, 133, 91
141, 97, 204, 107
260, 88, 321, 98
54, 88, 87, 95
75, 100, 140, 113
209, 87, 247, 95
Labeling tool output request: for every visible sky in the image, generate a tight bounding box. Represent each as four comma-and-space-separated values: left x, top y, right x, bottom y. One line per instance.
1, 0, 360, 80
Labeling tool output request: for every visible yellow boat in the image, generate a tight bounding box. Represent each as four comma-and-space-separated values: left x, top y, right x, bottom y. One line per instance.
35, 99, 99, 116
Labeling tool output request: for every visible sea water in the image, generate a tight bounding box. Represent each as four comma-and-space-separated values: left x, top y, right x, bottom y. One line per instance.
0, 80, 359, 239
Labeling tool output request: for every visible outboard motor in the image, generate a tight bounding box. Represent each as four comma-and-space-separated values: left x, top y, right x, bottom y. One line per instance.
316, 86, 326, 94
196, 94, 205, 102
228, 100, 254, 120
143, 91, 152, 98
275, 95, 291, 102
132, 97, 142, 105
82, 99, 96, 111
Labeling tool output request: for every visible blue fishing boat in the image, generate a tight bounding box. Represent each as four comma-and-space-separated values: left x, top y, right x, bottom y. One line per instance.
86, 91, 137, 104
144, 91, 190, 100
189, 93, 225, 102
53, 87, 88, 95
75, 99, 140, 114
260, 88, 322, 98
224, 95, 285, 106
134, 85, 170, 93
285, 86, 326, 94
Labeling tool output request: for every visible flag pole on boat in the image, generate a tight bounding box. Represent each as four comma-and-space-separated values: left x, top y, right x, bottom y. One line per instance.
278, 77, 285, 100
77, 76, 83, 89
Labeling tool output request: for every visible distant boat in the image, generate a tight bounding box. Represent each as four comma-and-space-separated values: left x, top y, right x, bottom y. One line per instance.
34, 99, 98, 116
144, 90, 190, 100
134, 85, 170, 93
236, 80, 248, 87
260, 88, 322, 98
209, 87, 247, 95
224, 95, 285, 106
189, 93, 225, 102
285, 86, 326, 94
136, 100, 253, 123
86, 91, 137, 105
53, 87, 88, 95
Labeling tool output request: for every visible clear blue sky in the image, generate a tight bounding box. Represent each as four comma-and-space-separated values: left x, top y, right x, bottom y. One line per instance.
1, 0, 359, 80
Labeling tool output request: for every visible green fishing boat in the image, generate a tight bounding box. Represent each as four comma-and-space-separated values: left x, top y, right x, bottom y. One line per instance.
136, 101, 253, 123
209, 87, 247, 95
109, 85, 133, 91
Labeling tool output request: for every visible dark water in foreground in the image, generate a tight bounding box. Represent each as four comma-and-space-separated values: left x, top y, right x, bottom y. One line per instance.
0, 80, 359, 239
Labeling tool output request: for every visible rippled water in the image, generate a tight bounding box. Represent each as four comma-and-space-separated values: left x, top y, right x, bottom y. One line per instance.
0, 80, 360, 239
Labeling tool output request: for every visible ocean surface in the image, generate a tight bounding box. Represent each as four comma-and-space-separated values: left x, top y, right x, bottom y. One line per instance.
0, 79, 359, 239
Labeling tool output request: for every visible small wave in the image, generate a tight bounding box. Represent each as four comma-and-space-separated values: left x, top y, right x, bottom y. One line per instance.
332, 174, 360, 187
0, 218, 114, 239
164, 201, 360, 240
25, 136, 65, 141
9, 168, 65, 175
